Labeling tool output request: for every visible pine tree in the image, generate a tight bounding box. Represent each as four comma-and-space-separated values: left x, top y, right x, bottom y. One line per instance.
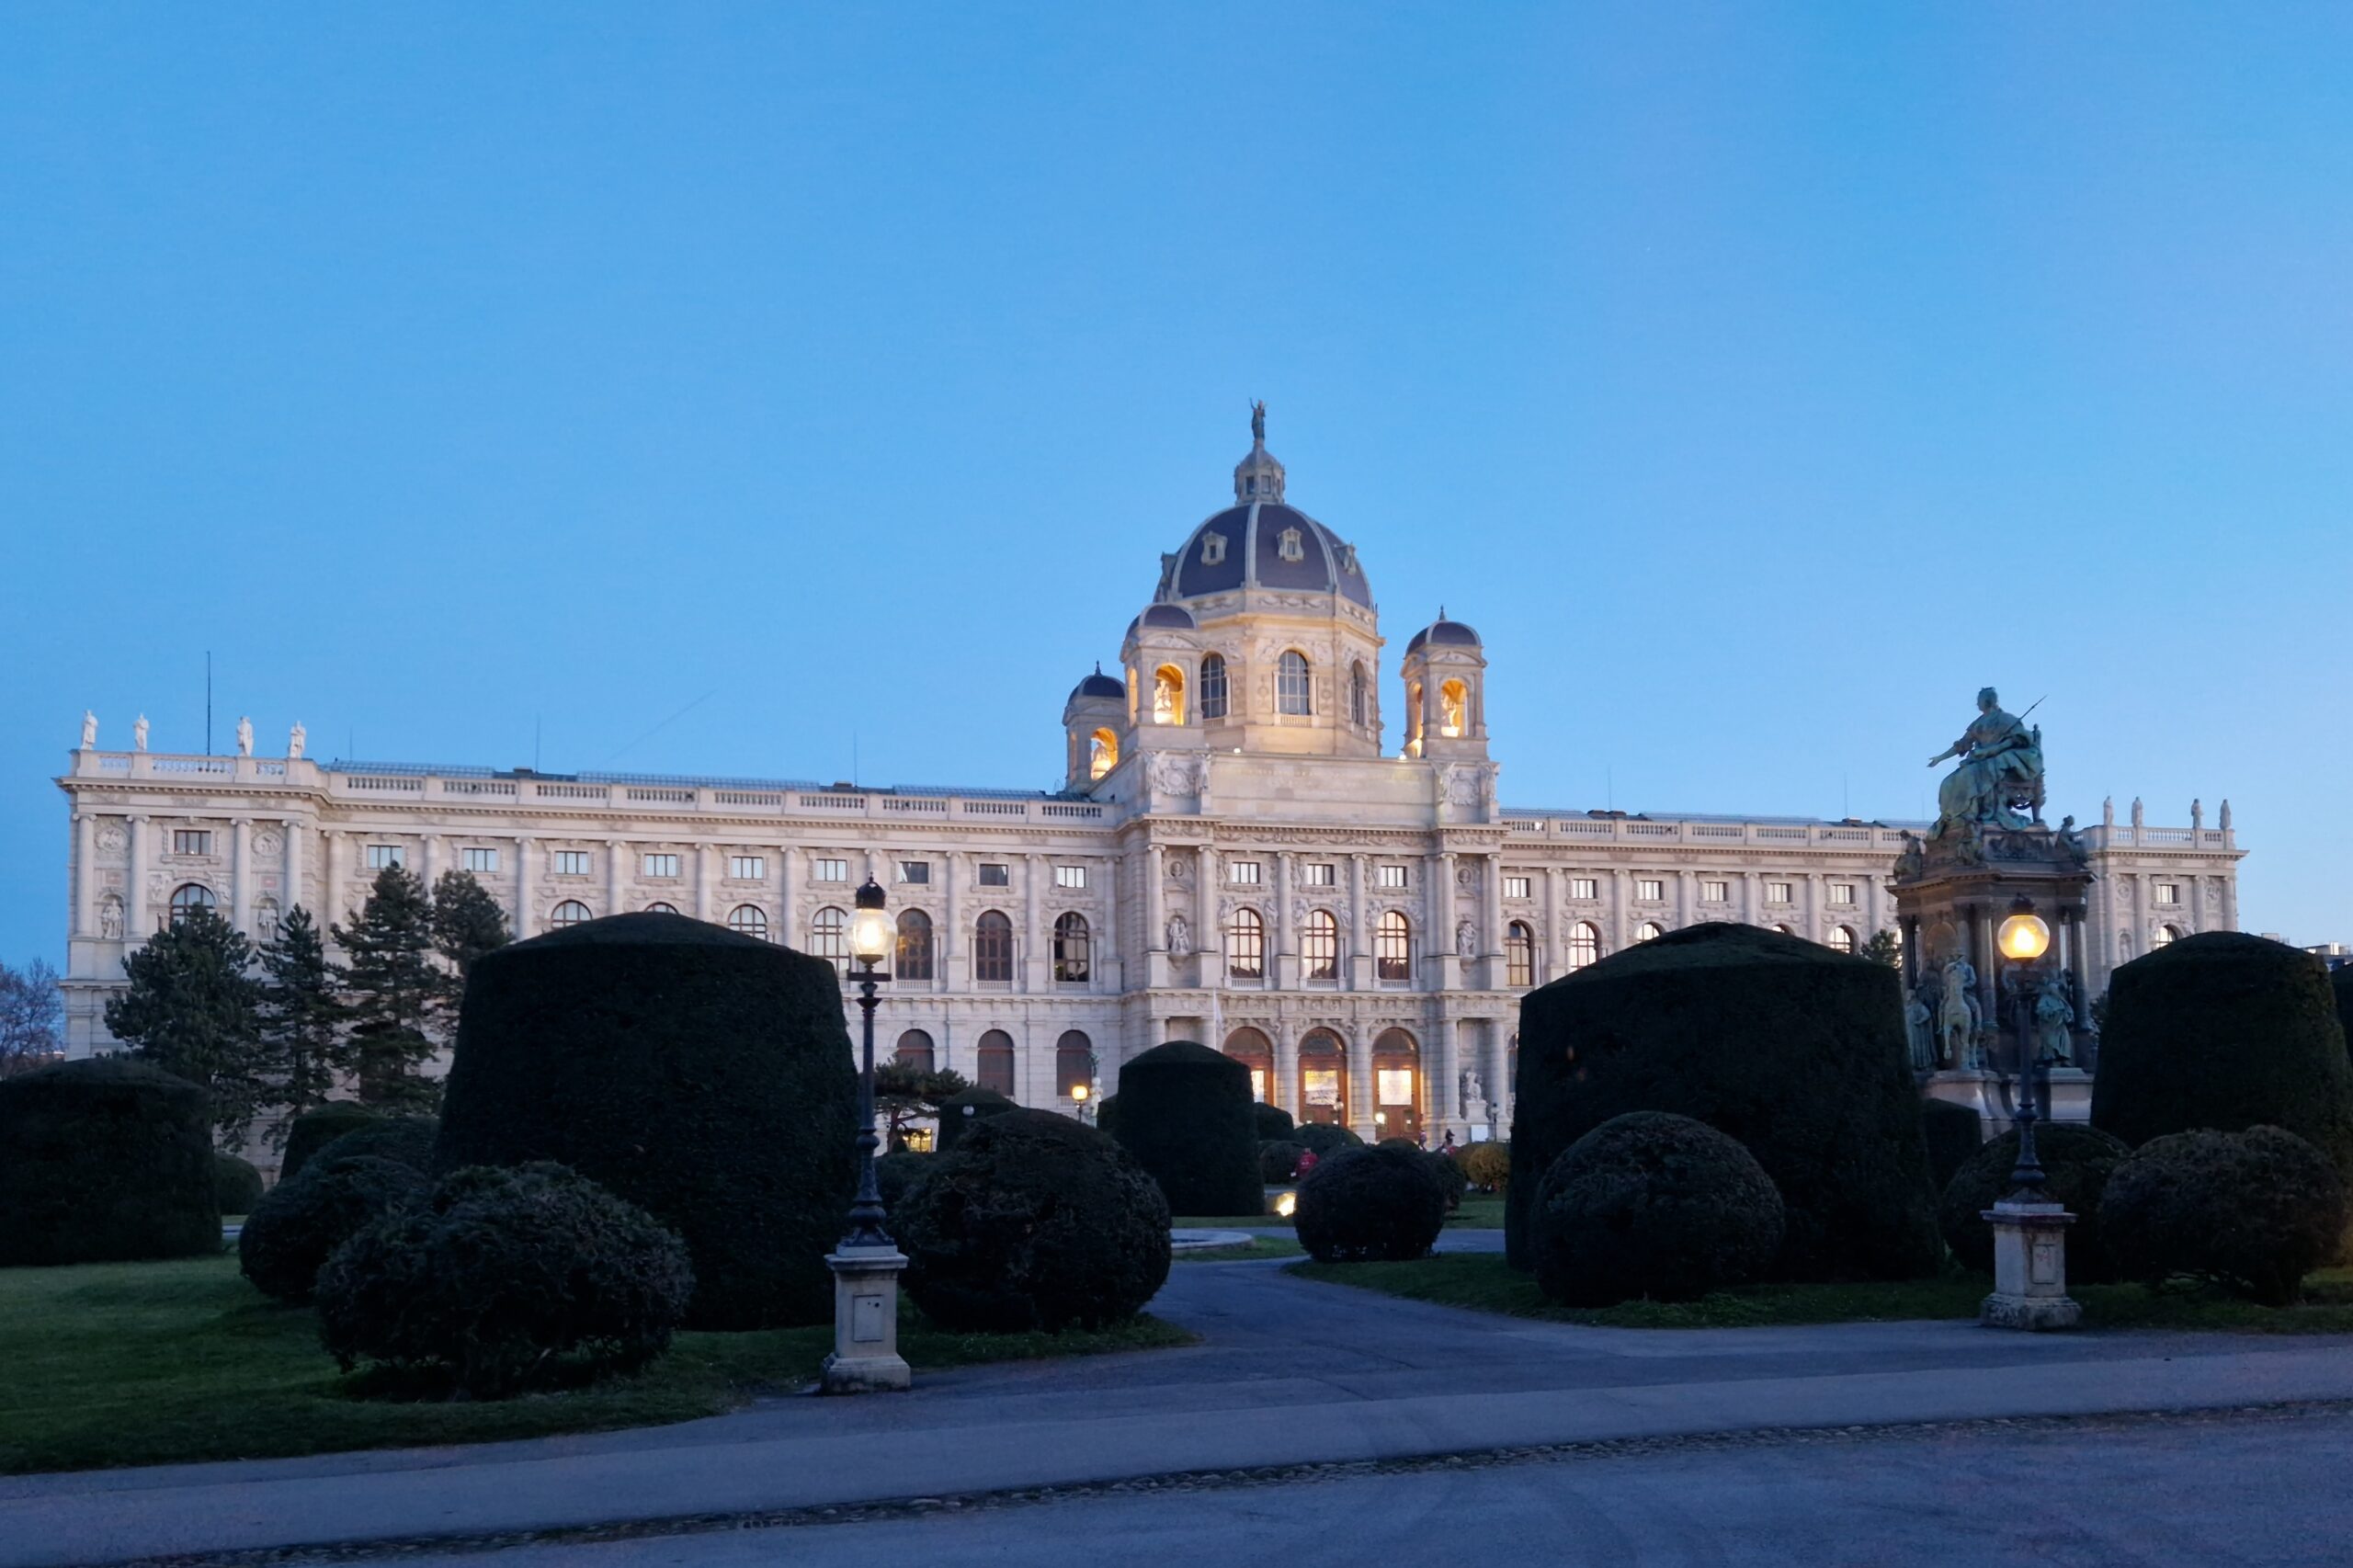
1860, 929, 1904, 969
103, 905, 267, 1141
875, 1062, 970, 1148
333, 868, 446, 1112
256, 905, 350, 1144
431, 869, 512, 981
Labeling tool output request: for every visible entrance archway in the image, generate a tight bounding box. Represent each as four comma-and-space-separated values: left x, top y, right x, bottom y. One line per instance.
1371, 1028, 1421, 1142
1297, 1028, 1347, 1125
1222, 1027, 1274, 1106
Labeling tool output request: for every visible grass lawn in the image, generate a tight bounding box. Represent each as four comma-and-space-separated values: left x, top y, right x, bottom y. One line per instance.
1288, 1253, 2353, 1334
1446, 1194, 1505, 1229
0, 1254, 1191, 1477
1173, 1236, 1305, 1262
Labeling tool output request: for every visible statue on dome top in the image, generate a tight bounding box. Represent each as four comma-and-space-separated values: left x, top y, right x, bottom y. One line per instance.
1249, 399, 1266, 443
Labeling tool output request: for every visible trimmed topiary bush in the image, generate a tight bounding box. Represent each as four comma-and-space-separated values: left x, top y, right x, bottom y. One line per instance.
1293, 1122, 1364, 1158
1113, 1040, 1263, 1218
312, 1116, 440, 1175
435, 912, 858, 1331
1427, 1149, 1470, 1211
874, 1149, 933, 1212
2092, 932, 2353, 1183
896, 1109, 1171, 1332
936, 1086, 1018, 1151
1506, 923, 1940, 1281
0, 1058, 219, 1267
1920, 1100, 1985, 1198
1530, 1112, 1785, 1307
1092, 1093, 1119, 1140
1938, 1123, 2131, 1280
239, 1154, 426, 1301
213, 1153, 265, 1217
2100, 1126, 2347, 1306
1457, 1141, 1511, 1192
1292, 1143, 1449, 1262
1254, 1102, 1295, 1142
280, 1103, 381, 1183
1259, 1140, 1305, 1184
316, 1162, 694, 1399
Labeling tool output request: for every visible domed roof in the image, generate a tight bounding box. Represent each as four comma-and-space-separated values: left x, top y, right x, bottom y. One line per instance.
1404, 609, 1481, 654
1069, 665, 1126, 703
1138, 603, 1195, 630
1165, 504, 1372, 608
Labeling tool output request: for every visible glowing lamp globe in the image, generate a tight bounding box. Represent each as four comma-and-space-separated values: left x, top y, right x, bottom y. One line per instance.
848, 879, 892, 966
1997, 909, 2052, 963
1070, 1083, 1089, 1104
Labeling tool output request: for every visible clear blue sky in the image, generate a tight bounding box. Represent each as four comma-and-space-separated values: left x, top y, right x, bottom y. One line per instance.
5, 6, 2349, 970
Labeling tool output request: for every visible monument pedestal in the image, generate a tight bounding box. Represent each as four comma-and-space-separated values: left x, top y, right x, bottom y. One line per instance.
1980, 1200, 2081, 1331
820, 1244, 912, 1394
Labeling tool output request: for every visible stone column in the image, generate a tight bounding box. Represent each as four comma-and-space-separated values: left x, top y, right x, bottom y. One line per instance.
323, 829, 343, 930
421, 833, 440, 892
1275, 850, 1296, 985
513, 832, 533, 937
1611, 869, 1630, 952
1743, 869, 1760, 926
1482, 853, 1505, 970
608, 840, 627, 919
128, 814, 152, 937
1350, 1032, 1377, 1140
1098, 853, 1119, 994
2221, 872, 2238, 932
1805, 872, 1823, 943
1022, 855, 1044, 993
938, 850, 958, 985
781, 846, 801, 954
232, 819, 254, 934
284, 819, 305, 919
1543, 866, 1563, 982
1348, 854, 1370, 990
1677, 869, 1696, 934
1146, 843, 1165, 950
1432, 1017, 1461, 1141
1198, 846, 1220, 992
2131, 873, 2148, 955
695, 844, 715, 922
72, 811, 94, 937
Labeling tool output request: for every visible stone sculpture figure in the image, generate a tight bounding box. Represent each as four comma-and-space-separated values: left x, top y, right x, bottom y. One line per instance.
1938, 958, 1981, 1070
98, 897, 123, 940
132, 714, 149, 752
1250, 399, 1267, 442
1904, 990, 1938, 1074
289, 722, 306, 760
2034, 971, 2077, 1066
2220, 799, 2233, 832
1893, 831, 1927, 883
1461, 1069, 1484, 1119
235, 716, 254, 757
1927, 687, 2042, 835
1455, 918, 1477, 960
79, 710, 97, 750
1165, 913, 1191, 956
2191, 798, 2204, 832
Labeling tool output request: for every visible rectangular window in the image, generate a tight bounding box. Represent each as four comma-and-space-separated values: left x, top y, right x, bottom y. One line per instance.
463, 847, 500, 874
729, 855, 766, 881
1504, 875, 1531, 900
813, 858, 847, 883
1570, 877, 1598, 900
553, 850, 591, 876
1635, 879, 1665, 902
1229, 860, 1262, 885
898, 860, 931, 885
1378, 864, 1409, 890
366, 844, 404, 870
1767, 881, 1794, 903
172, 830, 212, 855
1829, 882, 1857, 906
1054, 864, 1086, 890
1701, 880, 1729, 903
2155, 881, 2180, 904
642, 853, 681, 879
979, 862, 1010, 887
1302, 862, 1336, 887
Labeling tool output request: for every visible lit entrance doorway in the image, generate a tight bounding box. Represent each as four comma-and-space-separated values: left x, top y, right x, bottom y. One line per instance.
1222, 1027, 1274, 1108
1372, 1028, 1421, 1142
1298, 1029, 1347, 1125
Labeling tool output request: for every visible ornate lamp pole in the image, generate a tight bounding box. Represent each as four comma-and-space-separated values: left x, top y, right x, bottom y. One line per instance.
1995, 900, 2053, 1196
821, 878, 912, 1392
1981, 896, 2080, 1331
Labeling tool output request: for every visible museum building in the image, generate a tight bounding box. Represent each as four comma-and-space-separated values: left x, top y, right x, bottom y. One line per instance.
53, 420, 2246, 1144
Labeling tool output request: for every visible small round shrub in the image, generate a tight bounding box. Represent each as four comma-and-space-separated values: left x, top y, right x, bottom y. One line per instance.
1920, 1100, 1985, 1198
312, 1116, 440, 1175
1113, 1041, 1262, 1217
1292, 1143, 1449, 1263
213, 1153, 266, 1217
936, 1086, 1018, 1151
1254, 1103, 1295, 1142
1293, 1122, 1364, 1158
1377, 1136, 1420, 1153
2099, 1126, 2347, 1306
280, 1104, 381, 1183
238, 1155, 426, 1302
1531, 1112, 1785, 1308
317, 1163, 693, 1399
896, 1109, 1170, 1332
874, 1149, 933, 1212
1259, 1140, 1305, 1184
1427, 1150, 1470, 1211
1457, 1142, 1512, 1192
0, 1058, 219, 1267
1938, 1123, 2131, 1280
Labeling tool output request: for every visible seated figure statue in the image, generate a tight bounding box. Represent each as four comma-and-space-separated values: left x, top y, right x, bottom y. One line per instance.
1927, 687, 2042, 835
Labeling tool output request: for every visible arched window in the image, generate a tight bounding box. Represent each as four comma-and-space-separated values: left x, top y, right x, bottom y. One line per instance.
1089, 728, 1119, 780
893, 1028, 935, 1072
1372, 1028, 1420, 1142
1200, 653, 1229, 720
1506, 920, 1535, 987
1227, 907, 1265, 980
728, 904, 769, 940
1439, 678, 1468, 738
1302, 909, 1340, 982
168, 883, 217, 924
1223, 1027, 1274, 1104
1277, 651, 1312, 715
1404, 680, 1425, 754
1827, 926, 1857, 954
810, 906, 849, 963
1055, 1029, 1095, 1098
644, 902, 679, 915
550, 899, 592, 929
1153, 664, 1186, 724
253, 897, 281, 943
895, 909, 935, 979
1349, 662, 1370, 727
1568, 921, 1601, 970
2154, 924, 2184, 949
973, 910, 1014, 983
977, 1028, 1017, 1097
1299, 1028, 1347, 1125
1376, 910, 1412, 981
1053, 912, 1091, 983
1634, 922, 1665, 943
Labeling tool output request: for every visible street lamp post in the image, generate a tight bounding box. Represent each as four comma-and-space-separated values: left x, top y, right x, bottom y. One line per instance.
821, 878, 912, 1392
1995, 901, 2053, 1198
1980, 896, 2080, 1331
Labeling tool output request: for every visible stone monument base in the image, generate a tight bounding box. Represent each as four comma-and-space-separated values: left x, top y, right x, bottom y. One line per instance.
820, 1244, 913, 1393
1979, 1199, 2081, 1332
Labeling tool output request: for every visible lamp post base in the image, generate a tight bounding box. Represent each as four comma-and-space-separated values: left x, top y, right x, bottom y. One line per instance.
1979, 1199, 2081, 1332
820, 1244, 912, 1393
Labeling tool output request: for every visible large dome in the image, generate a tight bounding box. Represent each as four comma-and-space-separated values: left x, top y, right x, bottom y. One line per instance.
1165, 502, 1373, 608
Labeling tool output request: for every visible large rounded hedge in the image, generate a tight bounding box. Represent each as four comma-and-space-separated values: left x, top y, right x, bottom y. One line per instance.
2100, 1126, 2347, 1306
239, 1154, 426, 1301
1291, 1143, 1449, 1262
213, 1153, 266, 1216
435, 912, 858, 1330
1938, 1123, 2131, 1280
1259, 1140, 1306, 1184
0, 1059, 219, 1267
1506, 923, 1940, 1281
2092, 932, 2353, 1183
2334, 966, 2353, 1062
313, 1116, 439, 1175
1254, 1102, 1295, 1142
895, 1109, 1170, 1332
1919, 1100, 1985, 1199
936, 1086, 1018, 1151
873, 1149, 933, 1212
1293, 1122, 1364, 1158
1530, 1112, 1785, 1307
280, 1103, 381, 1183
1113, 1040, 1262, 1217
317, 1163, 694, 1399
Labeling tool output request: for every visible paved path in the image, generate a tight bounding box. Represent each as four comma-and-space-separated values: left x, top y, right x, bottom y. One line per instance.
6, 1257, 2353, 1567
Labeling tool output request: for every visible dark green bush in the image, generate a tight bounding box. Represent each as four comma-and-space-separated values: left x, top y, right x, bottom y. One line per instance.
316, 1162, 693, 1398
1113, 1041, 1263, 1217
1506, 923, 1939, 1281
1293, 1122, 1364, 1158
1259, 1140, 1305, 1184
1938, 1123, 2131, 1280
1092, 1093, 1119, 1140
2092, 932, 2353, 1183
1292, 1143, 1449, 1262
896, 1109, 1170, 1332
435, 912, 858, 1330
239, 1154, 426, 1301
1530, 1112, 1785, 1307
313, 1116, 440, 1175
213, 1153, 265, 1217
2099, 1126, 2347, 1306
280, 1103, 381, 1183
1427, 1149, 1470, 1210
2333, 966, 2352, 1062
1254, 1102, 1295, 1142
874, 1149, 933, 1212
1919, 1100, 1984, 1198
936, 1086, 1018, 1151
0, 1058, 219, 1267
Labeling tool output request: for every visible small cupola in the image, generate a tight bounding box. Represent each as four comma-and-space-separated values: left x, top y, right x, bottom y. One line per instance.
1233, 399, 1286, 504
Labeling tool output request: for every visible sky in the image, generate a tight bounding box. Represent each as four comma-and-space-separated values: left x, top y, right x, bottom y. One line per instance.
3, 5, 2349, 969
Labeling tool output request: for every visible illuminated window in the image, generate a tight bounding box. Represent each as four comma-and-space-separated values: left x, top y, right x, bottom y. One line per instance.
1277, 652, 1312, 716
1376, 910, 1412, 981
2154, 924, 2184, 948
727, 904, 768, 940
810, 907, 849, 963
1154, 665, 1186, 724
1053, 912, 1091, 983
1089, 728, 1119, 779
973, 911, 1014, 982
1302, 909, 1340, 981
550, 899, 591, 928
1439, 678, 1467, 738
1227, 908, 1265, 979
1224, 1028, 1274, 1104
1300, 1029, 1346, 1122
168, 883, 217, 923
642, 853, 681, 879
896, 909, 934, 978
1200, 653, 1229, 720
1568, 922, 1601, 969
1506, 921, 1535, 987
1635, 921, 1665, 943
463, 847, 499, 873
1828, 926, 1857, 954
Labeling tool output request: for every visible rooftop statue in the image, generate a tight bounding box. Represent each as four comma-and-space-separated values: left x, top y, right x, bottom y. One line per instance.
1249, 399, 1267, 443
1927, 687, 2043, 836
